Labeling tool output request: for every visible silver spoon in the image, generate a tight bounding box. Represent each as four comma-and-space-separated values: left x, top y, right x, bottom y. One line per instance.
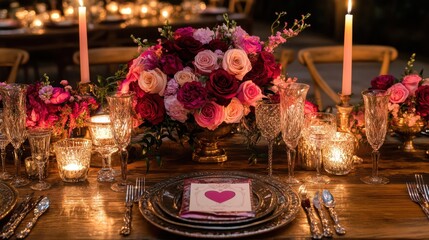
321, 189, 346, 235
313, 191, 333, 237
16, 196, 50, 239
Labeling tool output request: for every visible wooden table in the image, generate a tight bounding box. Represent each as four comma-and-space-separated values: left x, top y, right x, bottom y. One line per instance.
1, 134, 429, 239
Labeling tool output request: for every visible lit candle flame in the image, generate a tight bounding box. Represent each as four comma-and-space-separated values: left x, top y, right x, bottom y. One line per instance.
79, 0, 84, 7
347, 0, 352, 14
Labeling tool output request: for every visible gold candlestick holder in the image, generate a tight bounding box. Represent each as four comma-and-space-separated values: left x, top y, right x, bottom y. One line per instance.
336, 94, 353, 132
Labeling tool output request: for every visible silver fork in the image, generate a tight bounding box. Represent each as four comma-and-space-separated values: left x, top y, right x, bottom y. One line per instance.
120, 185, 135, 235
406, 182, 429, 219
134, 177, 145, 203
415, 174, 429, 202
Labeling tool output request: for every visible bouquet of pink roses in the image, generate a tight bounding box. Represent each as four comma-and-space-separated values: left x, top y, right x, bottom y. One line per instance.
368, 54, 429, 128
116, 13, 310, 158
26, 75, 99, 137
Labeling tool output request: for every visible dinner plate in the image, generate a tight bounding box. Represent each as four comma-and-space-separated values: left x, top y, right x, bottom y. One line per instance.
0, 19, 21, 30
139, 171, 300, 238
0, 181, 18, 220
154, 175, 279, 225
45, 20, 78, 28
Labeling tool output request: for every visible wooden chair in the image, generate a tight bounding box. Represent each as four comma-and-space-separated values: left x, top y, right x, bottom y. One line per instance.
228, 0, 254, 16
0, 48, 29, 83
277, 48, 295, 76
298, 45, 398, 110
73, 47, 140, 77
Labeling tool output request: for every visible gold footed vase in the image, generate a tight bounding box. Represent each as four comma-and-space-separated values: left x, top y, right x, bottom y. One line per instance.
391, 117, 425, 152
191, 124, 235, 163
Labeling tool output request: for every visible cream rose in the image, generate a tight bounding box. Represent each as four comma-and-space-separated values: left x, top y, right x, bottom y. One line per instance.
222, 49, 252, 80
174, 67, 197, 86
193, 50, 219, 75
224, 97, 244, 123
138, 68, 167, 96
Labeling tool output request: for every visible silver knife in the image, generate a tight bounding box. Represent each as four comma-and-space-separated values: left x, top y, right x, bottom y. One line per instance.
0, 195, 41, 239
16, 196, 50, 239
313, 191, 333, 237
0, 193, 34, 237
301, 197, 323, 239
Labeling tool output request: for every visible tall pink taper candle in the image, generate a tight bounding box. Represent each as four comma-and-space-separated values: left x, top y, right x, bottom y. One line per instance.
342, 0, 353, 95
78, 0, 90, 83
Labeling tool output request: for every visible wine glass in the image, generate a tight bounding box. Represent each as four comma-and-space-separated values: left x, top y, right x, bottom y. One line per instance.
361, 89, 390, 184
279, 83, 309, 184
0, 109, 12, 180
255, 99, 281, 177
303, 112, 337, 184
27, 128, 52, 191
0, 83, 29, 187
107, 92, 135, 192
87, 115, 118, 182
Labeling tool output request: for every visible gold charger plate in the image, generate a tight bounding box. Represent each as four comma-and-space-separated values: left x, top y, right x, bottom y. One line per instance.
0, 181, 18, 220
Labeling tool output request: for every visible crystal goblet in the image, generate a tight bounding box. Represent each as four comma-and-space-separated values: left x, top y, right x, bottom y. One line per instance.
361, 89, 390, 184
0, 83, 29, 187
0, 110, 12, 180
87, 114, 118, 182
255, 99, 281, 177
27, 128, 52, 191
279, 83, 309, 184
303, 112, 337, 184
107, 92, 135, 192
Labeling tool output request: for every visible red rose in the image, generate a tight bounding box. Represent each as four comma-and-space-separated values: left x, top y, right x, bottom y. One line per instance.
160, 54, 184, 76
207, 39, 229, 52
244, 51, 280, 87
416, 85, 429, 119
206, 69, 239, 106
174, 36, 203, 62
135, 93, 165, 125
370, 75, 395, 90
177, 81, 207, 109
173, 27, 194, 39
128, 81, 146, 99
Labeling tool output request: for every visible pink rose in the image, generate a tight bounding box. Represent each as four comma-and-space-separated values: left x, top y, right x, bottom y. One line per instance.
236, 81, 264, 106
174, 67, 197, 86
193, 27, 215, 45
222, 49, 252, 80
50, 87, 71, 104
194, 101, 225, 130
304, 101, 318, 115
224, 97, 244, 123
164, 95, 190, 123
402, 74, 422, 96
138, 68, 167, 96
387, 83, 409, 104
193, 50, 219, 75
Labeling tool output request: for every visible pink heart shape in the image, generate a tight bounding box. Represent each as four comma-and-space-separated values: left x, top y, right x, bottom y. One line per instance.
204, 190, 236, 203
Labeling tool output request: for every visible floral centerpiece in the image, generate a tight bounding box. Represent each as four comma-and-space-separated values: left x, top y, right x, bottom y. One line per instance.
367, 54, 428, 150
114, 13, 310, 163
25, 74, 99, 137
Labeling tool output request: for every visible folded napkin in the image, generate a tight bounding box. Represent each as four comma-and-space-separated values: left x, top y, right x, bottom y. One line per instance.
179, 178, 255, 220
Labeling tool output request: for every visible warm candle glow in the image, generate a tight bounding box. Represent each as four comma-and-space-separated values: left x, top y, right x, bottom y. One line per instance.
141, 5, 148, 14
161, 10, 169, 19
79, 0, 83, 7
90, 115, 110, 123
347, 0, 352, 13
50, 10, 61, 22
32, 18, 43, 27
106, 2, 119, 14
64, 163, 84, 171
342, 0, 353, 95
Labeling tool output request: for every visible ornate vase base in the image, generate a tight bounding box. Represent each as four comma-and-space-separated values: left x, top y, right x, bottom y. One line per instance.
398, 139, 418, 152
192, 147, 228, 163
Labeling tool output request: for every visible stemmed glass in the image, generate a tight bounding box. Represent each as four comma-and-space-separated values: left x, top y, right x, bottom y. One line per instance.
87, 115, 118, 182
279, 83, 309, 184
0, 110, 12, 180
0, 83, 29, 187
303, 112, 337, 184
107, 92, 135, 192
255, 99, 281, 177
27, 128, 52, 191
361, 89, 390, 184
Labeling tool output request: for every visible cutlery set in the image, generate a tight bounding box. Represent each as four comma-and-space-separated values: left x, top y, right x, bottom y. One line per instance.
0, 194, 49, 239
299, 185, 346, 239
119, 177, 146, 236
407, 174, 429, 218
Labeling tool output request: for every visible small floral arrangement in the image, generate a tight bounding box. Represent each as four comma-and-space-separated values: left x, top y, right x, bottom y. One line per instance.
26, 74, 99, 137
368, 54, 429, 128
116, 13, 310, 158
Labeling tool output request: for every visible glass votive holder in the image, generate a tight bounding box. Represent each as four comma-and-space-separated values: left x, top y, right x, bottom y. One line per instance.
297, 137, 317, 170
54, 138, 92, 182
323, 132, 355, 175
